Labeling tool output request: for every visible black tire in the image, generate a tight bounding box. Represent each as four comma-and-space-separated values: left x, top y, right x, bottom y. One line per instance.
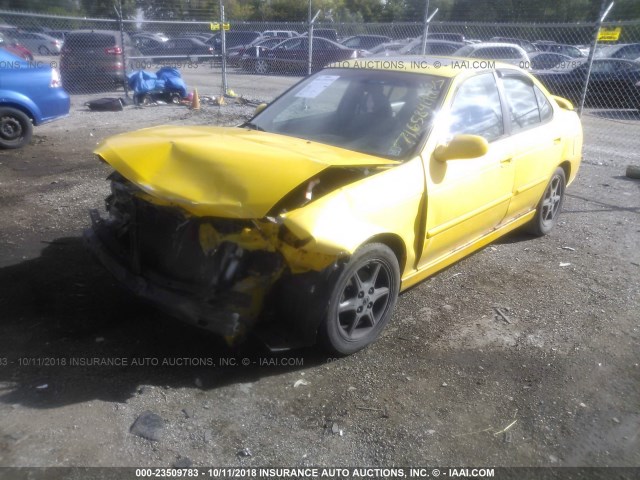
254, 59, 269, 75
528, 167, 566, 236
0, 107, 33, 149
38, 45, 51, 55
320, 243, 400, 355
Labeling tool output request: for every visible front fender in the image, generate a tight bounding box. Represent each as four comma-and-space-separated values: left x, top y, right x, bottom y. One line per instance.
281, 157, 425, 274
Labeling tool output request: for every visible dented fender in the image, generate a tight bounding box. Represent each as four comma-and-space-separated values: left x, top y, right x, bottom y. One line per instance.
280, 157, 426, 277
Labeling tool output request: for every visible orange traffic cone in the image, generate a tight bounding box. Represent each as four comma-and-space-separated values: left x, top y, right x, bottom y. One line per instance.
190, 89, 200, 110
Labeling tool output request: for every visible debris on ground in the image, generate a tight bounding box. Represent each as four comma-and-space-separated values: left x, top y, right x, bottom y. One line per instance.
494, 306, 512, 324
130, 411, 165, 441
237, 447, 252, 457
293, 379, 310, 388
173, 456, 193, 468
626, 165, 640, 179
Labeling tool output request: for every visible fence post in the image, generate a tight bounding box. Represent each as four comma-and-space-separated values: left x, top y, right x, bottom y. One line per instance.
307, 0, 313, 76
420, 0, 430, 55
579, 0, 614, 116
114, 0, 129, 99
219, 0, 228, 96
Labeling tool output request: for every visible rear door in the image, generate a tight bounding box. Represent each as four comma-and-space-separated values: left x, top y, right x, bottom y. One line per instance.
497, 71, 562, 219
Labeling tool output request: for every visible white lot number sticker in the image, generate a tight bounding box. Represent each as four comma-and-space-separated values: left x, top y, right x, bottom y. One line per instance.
295, 75, 340, 98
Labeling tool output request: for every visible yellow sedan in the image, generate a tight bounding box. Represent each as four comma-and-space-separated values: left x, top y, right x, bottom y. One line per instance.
86, 57, 582, 355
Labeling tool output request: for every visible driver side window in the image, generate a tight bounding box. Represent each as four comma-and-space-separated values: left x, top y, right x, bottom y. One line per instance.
448, 73, 504, 142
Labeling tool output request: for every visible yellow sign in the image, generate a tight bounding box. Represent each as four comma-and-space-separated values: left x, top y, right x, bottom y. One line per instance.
598, 27, 621, 41
210, 22, 230, 31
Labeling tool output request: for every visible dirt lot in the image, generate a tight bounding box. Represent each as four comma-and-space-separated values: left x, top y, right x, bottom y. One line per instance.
0, 86, 638, 472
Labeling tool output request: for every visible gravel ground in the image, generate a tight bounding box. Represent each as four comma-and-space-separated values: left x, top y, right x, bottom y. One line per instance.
0, 86, 638, 472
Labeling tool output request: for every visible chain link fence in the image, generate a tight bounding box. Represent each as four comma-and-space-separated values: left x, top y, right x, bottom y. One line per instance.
1, 9, 639, 158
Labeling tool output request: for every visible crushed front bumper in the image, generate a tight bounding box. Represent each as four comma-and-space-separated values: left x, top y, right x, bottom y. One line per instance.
84, 208, 281, 340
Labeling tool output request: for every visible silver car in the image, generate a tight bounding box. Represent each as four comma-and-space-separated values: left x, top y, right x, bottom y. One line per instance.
10, 31, 62, 55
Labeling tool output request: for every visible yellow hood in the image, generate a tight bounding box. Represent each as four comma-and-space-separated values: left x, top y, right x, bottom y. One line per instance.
95, 126, 397, 218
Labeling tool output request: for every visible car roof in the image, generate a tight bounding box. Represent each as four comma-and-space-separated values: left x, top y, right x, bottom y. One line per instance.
65, 29, 121, 35
466, 42, 526, 50
329, 55, 524, 78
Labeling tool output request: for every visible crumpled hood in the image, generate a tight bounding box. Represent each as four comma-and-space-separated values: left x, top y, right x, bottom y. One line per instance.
95, 125, 397, 218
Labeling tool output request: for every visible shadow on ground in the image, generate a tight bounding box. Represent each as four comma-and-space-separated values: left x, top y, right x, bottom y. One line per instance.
0, 237, 325, 409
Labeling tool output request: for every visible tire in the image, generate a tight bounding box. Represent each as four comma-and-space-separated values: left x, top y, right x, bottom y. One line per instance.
626, 165, 640, 180
38, 45, 51, 55
0, 107, 33, 149
320, 243, 400, 355
527, 167, 566, 236
254, 59, 269, 75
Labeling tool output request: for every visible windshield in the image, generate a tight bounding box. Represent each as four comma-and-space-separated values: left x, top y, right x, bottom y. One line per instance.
248, 69, 449, 160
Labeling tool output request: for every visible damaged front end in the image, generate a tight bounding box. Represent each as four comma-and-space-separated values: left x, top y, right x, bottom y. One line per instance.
85, 172, 345, 345
85, 126, 399, 345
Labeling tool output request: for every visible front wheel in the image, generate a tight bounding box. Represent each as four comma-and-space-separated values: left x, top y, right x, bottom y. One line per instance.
320, 243, 400, 355
527, 167, 566, 236
0, 107, 33, 149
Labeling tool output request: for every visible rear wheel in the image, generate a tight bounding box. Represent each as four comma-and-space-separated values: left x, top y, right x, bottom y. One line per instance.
0, 107, 33, 149
254, 59, 269, 75
38, 45, 51, 55
320, 243, 400, 355
527, 167, 566, 236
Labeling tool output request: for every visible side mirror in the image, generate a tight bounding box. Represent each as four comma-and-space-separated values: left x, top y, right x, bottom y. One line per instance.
433, 134, 489, 162
254, 103, 267, 116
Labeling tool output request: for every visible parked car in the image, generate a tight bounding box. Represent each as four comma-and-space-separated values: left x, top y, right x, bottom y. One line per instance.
42, 29, 69, 41
453, 43, 530, 66
60, 30, 140, 91
490, 36, 538, 53
208, 31, 262, 54
594, 43, 640, 60
145, 37, 214, 62
534, 58, 640, 109
399, 39, 465, 56
313, 29, 339, 42
86, 57, 582, 354
132, 34, 166, 56
241, 36, 364, 75
263, 30, 298, 39
228, 36, 283, 66
529, 52, 574, 70
0, 49, 69, 149
533, 41, 584, 58
10, 31, 62, 55
426, 32, 465, 43
0, 32, 34, 61
368, 42, 411, 56
341, 35, 391, 50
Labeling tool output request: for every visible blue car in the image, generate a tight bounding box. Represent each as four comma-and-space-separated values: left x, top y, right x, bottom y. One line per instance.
0, 49, 70, 149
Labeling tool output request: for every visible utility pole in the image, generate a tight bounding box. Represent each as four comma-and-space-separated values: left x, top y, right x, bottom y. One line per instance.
307, 0, 313, 76
219, 0, 227, 95
579, 1, 614, 116
114, 0, 129, 98
420, 0, 431, 55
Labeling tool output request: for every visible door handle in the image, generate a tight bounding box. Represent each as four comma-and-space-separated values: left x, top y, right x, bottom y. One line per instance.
554, 137, 562, 144
500, 157, 513, 164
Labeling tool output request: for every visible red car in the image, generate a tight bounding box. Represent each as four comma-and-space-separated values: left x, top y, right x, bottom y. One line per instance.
0, 32, 34, 61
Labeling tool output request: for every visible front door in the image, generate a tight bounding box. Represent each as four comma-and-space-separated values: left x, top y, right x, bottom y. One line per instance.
419, 72, 514, 268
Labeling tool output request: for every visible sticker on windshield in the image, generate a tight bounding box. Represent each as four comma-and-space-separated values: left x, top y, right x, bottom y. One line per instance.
295, 75, 340, 98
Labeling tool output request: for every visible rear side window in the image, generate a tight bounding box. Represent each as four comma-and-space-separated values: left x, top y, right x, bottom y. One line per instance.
449, 73, 504, 142
534, 87, 553, 122
501, 75, 553, 131
66, 33, 117, 48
